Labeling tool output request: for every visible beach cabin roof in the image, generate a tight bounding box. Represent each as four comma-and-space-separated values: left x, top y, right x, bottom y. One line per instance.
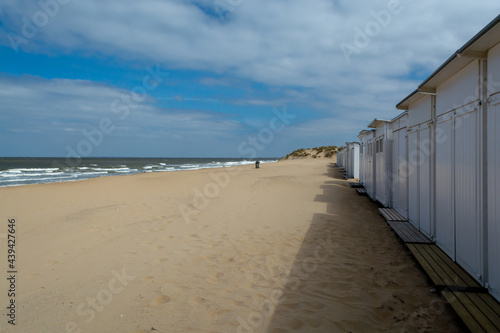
358, 129, 374, 138
396, 13, 500, 110
391, 111, 407, 122
368, 119, 391, 128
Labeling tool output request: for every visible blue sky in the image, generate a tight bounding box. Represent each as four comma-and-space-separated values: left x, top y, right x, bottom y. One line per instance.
0, 0, 499, 158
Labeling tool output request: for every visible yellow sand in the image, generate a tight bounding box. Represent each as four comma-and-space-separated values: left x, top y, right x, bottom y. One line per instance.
0, 159, 464, 332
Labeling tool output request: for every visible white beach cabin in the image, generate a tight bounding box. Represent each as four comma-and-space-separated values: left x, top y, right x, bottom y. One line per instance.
345, 142, 360, 179
396, 94, 435, 240
367, 119, 392, 207
337, 147, 345, 168
359, 131, 376, 199
390, 112, 409, 219
395, 15, 500, 295
357, 130, 372, 185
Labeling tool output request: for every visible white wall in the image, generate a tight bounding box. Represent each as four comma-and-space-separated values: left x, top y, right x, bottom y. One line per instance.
436, 61, 479, 116
408, 95, 432, 127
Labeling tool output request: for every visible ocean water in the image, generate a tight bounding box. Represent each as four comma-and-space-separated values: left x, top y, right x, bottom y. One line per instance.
0, 157, 278, 187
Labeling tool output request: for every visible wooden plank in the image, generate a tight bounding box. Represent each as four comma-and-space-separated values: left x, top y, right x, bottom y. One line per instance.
415, 244, 464, 287
407, 244, 500, 332
407, 226, 433, 244
356, 188, 367, 195
388, 222, 433, 244
467, 293, 500, 329
477, 293, 500, 317
394, 223, 416, 242
418, 244, 466, 287
442, 291, 487, 333
378, 208, 408, 222
395, 223, 415, 242
349, 182, 363, 188
454, 292, 499, 332
407, 244, 446, 286
426, 245, 481, 288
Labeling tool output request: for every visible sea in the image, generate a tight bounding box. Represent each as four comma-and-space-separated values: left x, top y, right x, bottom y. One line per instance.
0, 157, 278, 188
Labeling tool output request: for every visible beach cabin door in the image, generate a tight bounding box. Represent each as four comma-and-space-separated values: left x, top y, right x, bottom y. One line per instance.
407, 125, 432, 236
454, 105, 481, 280
407, 128, 419, 229
375, 136, 387, 206
359, 143, 365, 184
418, 123, 432, 238
392, 128, 408, 218
435, 114, 455, 259
365, 139, 375, 199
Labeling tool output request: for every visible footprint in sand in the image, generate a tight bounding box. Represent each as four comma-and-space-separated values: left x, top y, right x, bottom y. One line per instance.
152, 258, 168, 265
150, 295, 171, 306
190, 296, 206, 305
140, 276, 154, 285
44, 261, 59, 266
206, 272, 224, 284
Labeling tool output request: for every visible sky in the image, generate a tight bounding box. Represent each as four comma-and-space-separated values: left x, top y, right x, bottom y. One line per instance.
0, 0, 499, 158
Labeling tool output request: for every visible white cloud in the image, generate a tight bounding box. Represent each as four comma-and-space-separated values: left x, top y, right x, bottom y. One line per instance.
0, 75, 244, 156
1, 0, 499, 155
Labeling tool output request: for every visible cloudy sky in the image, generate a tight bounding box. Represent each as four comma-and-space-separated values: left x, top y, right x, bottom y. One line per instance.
0, 0, 499, 158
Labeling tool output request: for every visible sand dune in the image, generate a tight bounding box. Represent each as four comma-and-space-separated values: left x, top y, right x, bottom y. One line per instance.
0, 159, 464, 332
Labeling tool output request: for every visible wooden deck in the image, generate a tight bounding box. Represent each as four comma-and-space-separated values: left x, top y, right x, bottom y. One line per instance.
388, 221, 433, 244
407, 244, 500, 332
375, 206, 500, 330
356, 188, 367, 195
378, 208, 408, 222
349, 182, 364, 188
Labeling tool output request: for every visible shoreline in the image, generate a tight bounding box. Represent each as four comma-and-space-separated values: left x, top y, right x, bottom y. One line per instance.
0, 159, 464, 332
0, 157, 279, 188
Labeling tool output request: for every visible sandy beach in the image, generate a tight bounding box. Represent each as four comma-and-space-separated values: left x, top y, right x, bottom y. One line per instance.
0, 159, 464, 332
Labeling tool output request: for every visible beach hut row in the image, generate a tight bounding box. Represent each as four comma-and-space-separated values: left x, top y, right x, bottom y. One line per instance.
336, 143, 359, 179
349, 14, 500, 302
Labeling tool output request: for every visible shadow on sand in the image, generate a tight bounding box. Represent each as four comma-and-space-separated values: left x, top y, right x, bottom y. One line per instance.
262, 163, 464, 333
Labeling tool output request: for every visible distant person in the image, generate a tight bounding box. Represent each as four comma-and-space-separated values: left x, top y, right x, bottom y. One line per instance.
255, 161, 260, 169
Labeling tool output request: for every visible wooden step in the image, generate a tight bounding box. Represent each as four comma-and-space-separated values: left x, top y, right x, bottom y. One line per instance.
378, 208, 408, 222
388, 221, 433, 244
